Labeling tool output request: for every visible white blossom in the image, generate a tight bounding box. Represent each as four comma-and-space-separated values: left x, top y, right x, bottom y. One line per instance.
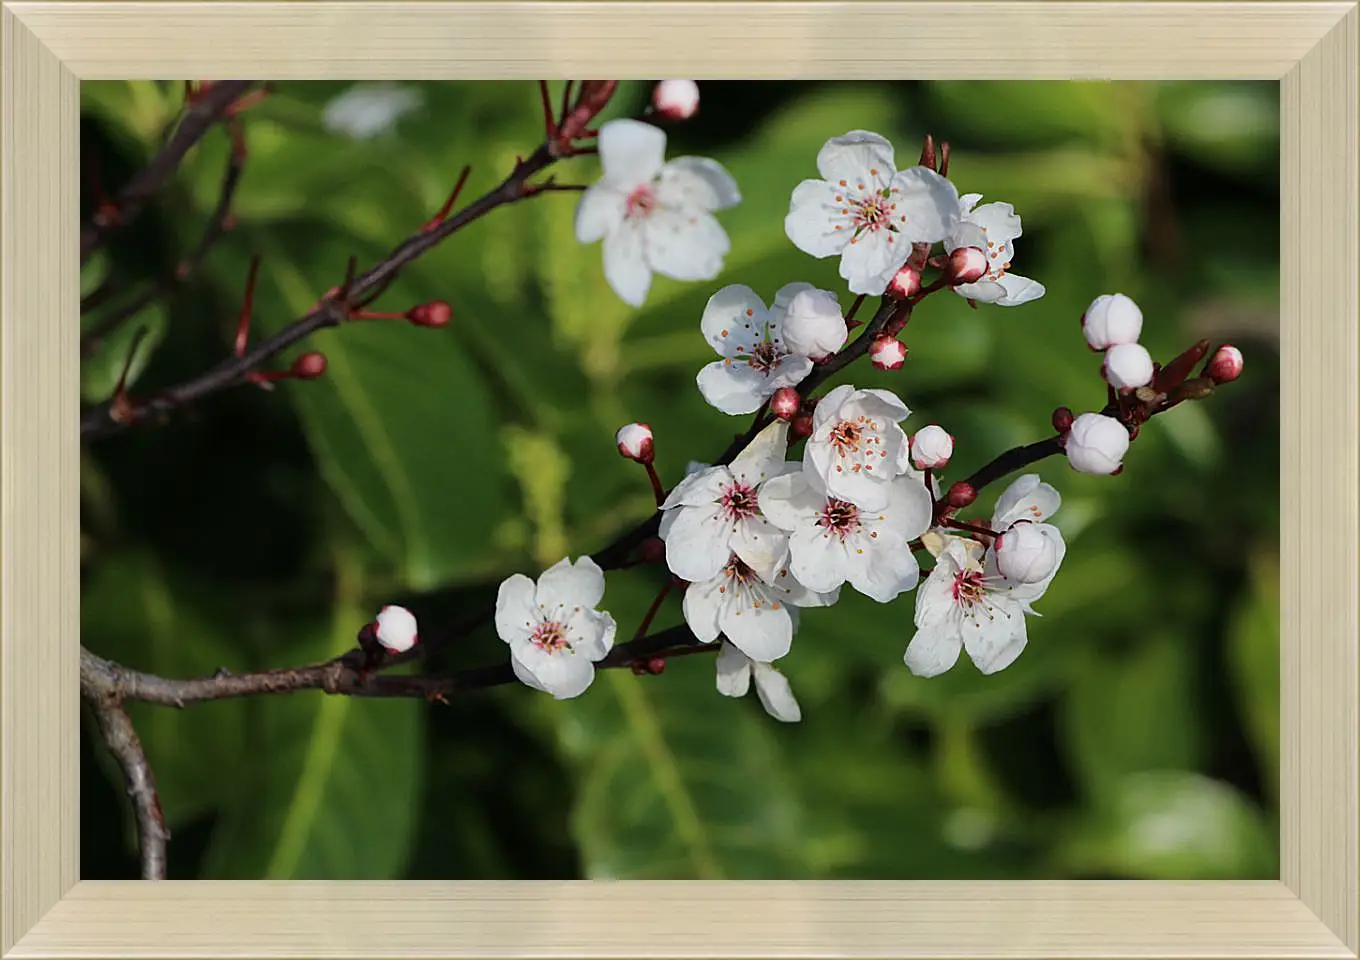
575, 119, 740, 307
659, 420, 794, 583
683, 554, 837, 662
322, 83, 422, 140
1065, 413, 1130, 475
803, 384, 914, 512
715, 641, 801, 722
989, 473, 1066, 590
697, 284, 815, 415
374, 605, 419, 653
495, 557, 617, 699
946, 194, 1045, 307
780, 286, 847, 360
760, 468, 932, 602
1082, 293, 1143, 350
784, 131, 959, 296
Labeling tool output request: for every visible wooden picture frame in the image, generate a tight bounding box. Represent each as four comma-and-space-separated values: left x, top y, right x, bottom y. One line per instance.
3, 2, 1355, 957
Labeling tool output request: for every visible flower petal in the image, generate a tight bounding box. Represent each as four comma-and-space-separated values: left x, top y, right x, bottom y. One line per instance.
785, 179, 852, 259
729, 419, 791, 486
967, 200, 1023, 243
700, 284, 768, 357
952, 279, 1009, 303
846, 534, 920, 603
839, 232, 907, 296
960, 602, 1028, 675
696, 360, 772, 415
661, 464, 729, 509
715, 641, 752, 697
892, 166, 961, 244
515, 647, 598, 699
816, 130, 896, 182
599, 118, 666, 188
720, 593, 793, 662
494, 574, 539, 644
536, 556, 607, 612
752, 662, 802, 722
882, 473, 935, 539
657, 156, 741, 211
757, 471, 820, 532
510, 652, 552, 693
995, 273, 1046, 306
646, 210, 730, 282
904, 623, 964, 677
662, 504, 732, 583
681, 571, 727, 643
602, 221, 653, 306
566, 606, 617, 661
788, 525, 851, 594
731, 515, 790, 584
913, 559, 960, 629
574, 185, 626, 244
992, 474, 1062, 529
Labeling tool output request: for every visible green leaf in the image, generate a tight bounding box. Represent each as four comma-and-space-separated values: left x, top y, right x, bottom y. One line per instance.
1056, 771, 1276, 879
81, 552, 248, 827
201, 575, 426, 879
1226, 550, 1280, 803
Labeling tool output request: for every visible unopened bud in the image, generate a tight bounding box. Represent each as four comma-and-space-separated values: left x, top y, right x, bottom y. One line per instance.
781, 288, 846, 360
616, 422, 655, 463
1206, 344, 1243, 384
869, 335, 908, 371
770, 387, 801, 421
949, 246, 988, 285
1064, 412, 1129, 476
647, 657, 667, 675
994, 523, 1061, 584
1081, 293, 1143, 351
887, 263, 922, 300
1102, 342, 1155, 391
638, 536, 666, 565
946, 482, 977, 509
652, 80, 699, 120
291, 352, 328, 379
791, 413, 814, 439
1052, 406, 1074, 433
918, 133, 937, 170
407, 300, 452, 327
910, 425, 954, 469
374, 604, 419, 653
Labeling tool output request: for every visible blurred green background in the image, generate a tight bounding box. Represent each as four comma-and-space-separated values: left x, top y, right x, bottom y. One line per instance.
79, 80, 1280, 881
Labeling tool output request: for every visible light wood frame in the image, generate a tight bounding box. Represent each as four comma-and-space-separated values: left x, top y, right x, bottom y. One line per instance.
3, 2, 1356, 957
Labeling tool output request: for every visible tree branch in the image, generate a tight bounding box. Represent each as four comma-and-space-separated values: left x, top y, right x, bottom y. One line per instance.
81, 80, 255, 265
80, 679, 170, 880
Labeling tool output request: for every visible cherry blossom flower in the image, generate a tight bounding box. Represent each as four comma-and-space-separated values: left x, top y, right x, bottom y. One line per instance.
495, 557, 617, 700
575, 119, 740, 307
1065, 412, 1130, 475
803, 384, 914, 511
659, 420, 795, 583
715, 641, 801, 722
374, 605, 419, 653
946, 194, 1045, 307
696, 284, 816, 415
1082, 293, 1143, 350
903, 536, 1056, 678
760, 468, 933, 602
322, 83, 423, 140
989, 474, 1066, 590
784, 131, 960, 296
683, 554, 838, 662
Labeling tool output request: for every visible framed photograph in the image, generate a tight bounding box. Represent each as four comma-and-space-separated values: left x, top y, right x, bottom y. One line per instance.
3, 2, 1356, 958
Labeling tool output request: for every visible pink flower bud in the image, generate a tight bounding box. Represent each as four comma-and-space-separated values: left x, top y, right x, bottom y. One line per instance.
910, 424, 954, 469
652, 80, 699, 120
374, 604, 419, 653
1102, 342, 1155, 390
869, 335, 908, 370
791, 413, 814, 439
770, 387, 801, 421
994, 522, 1061, 584
407, 300, 452, 327
781, 288, 846, 360
1206, 344, 1243, 384
639, 536, 666, 565
887, 263, 922, 300
291, 352, 328, 379
1052, 406, 1074, 433
1065, 412, 1129, 475
616, 422, 654, 463
1081, 293, 1143, 351
949, 246, 988, 285
947, 482, 977, 508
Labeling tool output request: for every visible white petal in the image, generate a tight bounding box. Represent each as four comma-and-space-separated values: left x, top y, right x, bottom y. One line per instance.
960, 603, 1028, 675
602, 222, 652, 307
715, 641, 752, 697
566, 607, 617, 661
967, 201, 1023, 243
681, 571, 726, 643
515, 646, 598, 699
882, 473, 935, 539
729, 419, 791, 486
599, 118, 666, 188
696, 360, 771, 416
913, 562, 959, 629
822, 464, 892, 512
663, 504, 732, 582
788, 525, 851, 594
700, 284, 768, 357
892, 167, 961, 243
510, 652, 552, 693
992, 475, 1061, 529
839, 232, 906, 297
752, 662, 802, 722
995, 273, 1046, 306
816, 130, 896, 182
853, 388, 912, 422
657, 156, 741, 211
776, 568, 840, 608
731, 515, 789, 584
536, 555, 607, 611
645, 210, 730, 282
904, 623, 964, 677
720, 593, 793, 662
574, 186, 626, 244
757, 471, 820, 532
494, 574, 539, 644
770, 281, 817, 315
948, 220, 989, 251
953, 279, 1009, 303
846, 537, 920, 603
661, 464, 729, 509
785, 180, 851, 259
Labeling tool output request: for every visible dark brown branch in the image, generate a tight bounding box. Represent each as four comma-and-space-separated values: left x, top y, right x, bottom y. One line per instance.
82, 123, 249, 356
81, 80, 255, 265
81, 144, 560, 441
80, 678, 170, 880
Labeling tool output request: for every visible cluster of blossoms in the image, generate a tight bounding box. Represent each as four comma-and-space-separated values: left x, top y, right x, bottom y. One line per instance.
364, 83, 1242, 721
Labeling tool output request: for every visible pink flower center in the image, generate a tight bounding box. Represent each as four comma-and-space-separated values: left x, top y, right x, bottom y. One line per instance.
721, 555, 759, 586
719, 482, 759, 521
626, 184, 657, 219
951, 569, 987, 608
827, 416, 886, 476
531, 620, 570, 654
816, 499, 861, 540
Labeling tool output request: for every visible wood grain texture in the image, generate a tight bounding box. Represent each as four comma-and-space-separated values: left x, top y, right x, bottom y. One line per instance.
1, 1, 1356, 958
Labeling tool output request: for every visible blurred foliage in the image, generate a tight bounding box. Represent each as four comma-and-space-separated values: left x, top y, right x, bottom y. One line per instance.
80, 80, 1280, 880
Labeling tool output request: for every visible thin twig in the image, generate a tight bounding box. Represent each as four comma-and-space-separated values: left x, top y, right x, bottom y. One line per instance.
81, 80, 255, 264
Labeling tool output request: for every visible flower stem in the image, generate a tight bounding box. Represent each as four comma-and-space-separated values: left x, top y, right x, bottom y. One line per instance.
633, 580, 674, 640
644, 462, 666, 507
